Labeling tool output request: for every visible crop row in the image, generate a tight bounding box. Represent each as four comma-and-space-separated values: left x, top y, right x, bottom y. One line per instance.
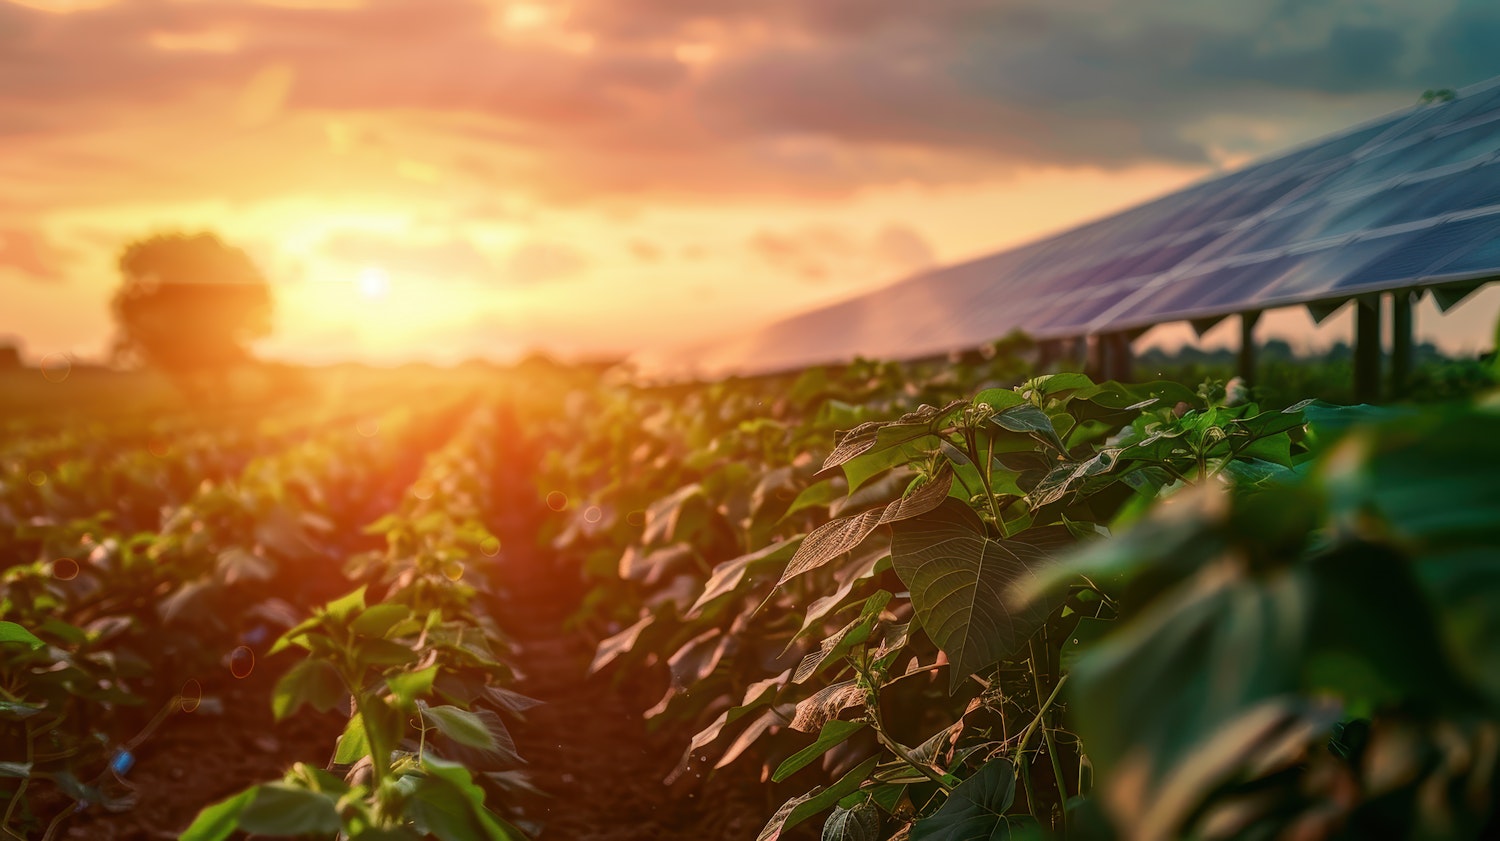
545, 358, 1500, 840
1, 393, 474, 838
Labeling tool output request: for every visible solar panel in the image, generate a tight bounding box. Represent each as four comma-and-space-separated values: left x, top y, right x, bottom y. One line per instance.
637, 76, 1500, 376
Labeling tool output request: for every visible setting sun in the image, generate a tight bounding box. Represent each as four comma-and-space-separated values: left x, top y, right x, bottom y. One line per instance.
357, 266, 390, 299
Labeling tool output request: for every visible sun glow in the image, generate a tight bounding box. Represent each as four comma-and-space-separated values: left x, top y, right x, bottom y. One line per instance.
358, 266, 389, 298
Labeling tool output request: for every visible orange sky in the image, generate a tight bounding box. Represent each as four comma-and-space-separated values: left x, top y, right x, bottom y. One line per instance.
3, 0, 1496, 365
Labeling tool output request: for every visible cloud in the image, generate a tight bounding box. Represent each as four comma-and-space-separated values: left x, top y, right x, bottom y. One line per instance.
749, 223, 935, 284
1, 0, 1496, 205
0, 228, 72, 281
503, 240, 588, 284
319, 231, 495, 282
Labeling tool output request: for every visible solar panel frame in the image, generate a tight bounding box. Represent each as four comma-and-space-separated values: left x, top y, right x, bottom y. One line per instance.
643, 76, 1500, 376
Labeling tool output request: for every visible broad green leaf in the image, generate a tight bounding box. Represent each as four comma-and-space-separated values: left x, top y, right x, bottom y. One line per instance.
670, 680, 779, 782
388, 665, 440, 709
909, 758, 1016, 841
357, 638, 420, 667
1021, 372, 1095, 399
776, 511, 885, 590
421, 704, 499, 753
778, 470, 952, 593
272, 658, 347, 722
973, 388, 1027, 411
411, 756, 526, 841
790, 550, 888, 647
689, 536, 805, 618
351, 603, 412, 638
1059, 617, 1114, 673
773, 720, 868, 782
783, 479, 844, 522
793, 590, 892, 683
881, 468, 955, 524
890, 499, 1072, 693
237, 783, 341, 835
1028, 449, 1120, 508
590, 614, 652, 674
790, 680, 865, 733
991, 404, 1068, 455
0, 621, 44, 649
667, 629, 730, 686
325, 586, 368, 624
334, 714, 370, 764
179, 786, 257, 841
758, 756, 880, 841
822, 402, 964, 492
823, 801, 882, 841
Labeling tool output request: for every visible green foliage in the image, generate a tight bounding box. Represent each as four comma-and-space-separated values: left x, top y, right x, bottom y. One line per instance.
563, 365, 1313, 839
1053, 401, 1500, 839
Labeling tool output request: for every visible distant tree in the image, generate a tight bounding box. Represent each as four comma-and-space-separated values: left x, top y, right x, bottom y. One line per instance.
110, 233, 272, 383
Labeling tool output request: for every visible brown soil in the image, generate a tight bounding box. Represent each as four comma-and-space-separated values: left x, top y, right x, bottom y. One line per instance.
494, 549, 814, 841
42, 655, 345, 840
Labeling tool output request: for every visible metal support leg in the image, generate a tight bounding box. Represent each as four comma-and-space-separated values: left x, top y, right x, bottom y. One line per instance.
1238, 310, 1261, 387
1354, 297, 1382, 403
1391, 291, 1413, 398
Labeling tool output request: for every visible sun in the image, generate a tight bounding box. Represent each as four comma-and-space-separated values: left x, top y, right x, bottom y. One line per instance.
358, 266, 390, 298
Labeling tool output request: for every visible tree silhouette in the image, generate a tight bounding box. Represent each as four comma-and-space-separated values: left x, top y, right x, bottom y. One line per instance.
110, 233, 272, 382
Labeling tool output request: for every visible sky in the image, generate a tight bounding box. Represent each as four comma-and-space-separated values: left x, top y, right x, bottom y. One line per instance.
3, 0, 1499, 366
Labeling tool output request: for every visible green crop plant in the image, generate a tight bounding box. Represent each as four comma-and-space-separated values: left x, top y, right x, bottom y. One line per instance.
183, 586, 529, 840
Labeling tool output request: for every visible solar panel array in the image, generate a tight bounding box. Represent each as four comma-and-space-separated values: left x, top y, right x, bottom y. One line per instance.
651, 77, 1500, 376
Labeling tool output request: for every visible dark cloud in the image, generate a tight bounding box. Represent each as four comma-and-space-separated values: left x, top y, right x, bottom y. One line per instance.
3, 0, 1498, 200
1422, 0, 1500, 84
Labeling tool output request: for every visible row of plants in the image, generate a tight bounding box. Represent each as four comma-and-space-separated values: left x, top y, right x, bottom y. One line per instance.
0, 390, 414, 560
182, 401, 540, 840
1, 396, 473, 839
554, 341, 1499, 839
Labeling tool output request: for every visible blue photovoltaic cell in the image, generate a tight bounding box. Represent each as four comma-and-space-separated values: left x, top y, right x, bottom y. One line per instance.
1335, 214, 1500, 289
654, 78, 1500, 376
1375, 168, 1500, 228
1402, 120, 1500, 171
1258, 235, 1412, 301
1429, 220, 1500, 278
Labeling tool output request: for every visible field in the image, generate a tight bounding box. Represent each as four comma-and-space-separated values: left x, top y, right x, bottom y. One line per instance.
4, 349, 1500, 841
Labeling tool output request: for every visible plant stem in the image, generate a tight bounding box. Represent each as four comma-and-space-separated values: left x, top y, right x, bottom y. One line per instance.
1030, 642, 1068, 834
1, 721, 33, 837
859, 663, 952, 794
1011, 674, 1069, 767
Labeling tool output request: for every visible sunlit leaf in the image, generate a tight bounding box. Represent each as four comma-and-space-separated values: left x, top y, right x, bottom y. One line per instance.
890, 499, 1071, 692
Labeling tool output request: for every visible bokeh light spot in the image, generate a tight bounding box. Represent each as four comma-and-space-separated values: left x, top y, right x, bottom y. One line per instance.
443, 561, 464, 581
40, 353, 71, 383
52, 558, 79, 580
179, 680, 202, 713
27, 471, 46, 486
357, 418, 380, 437
229, 646, 255, 679
546, 491, 568, 511
480, 537, 501, 557
626, 510, 646, 527
411, 480, 435, 501
584, 506, 602, 524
